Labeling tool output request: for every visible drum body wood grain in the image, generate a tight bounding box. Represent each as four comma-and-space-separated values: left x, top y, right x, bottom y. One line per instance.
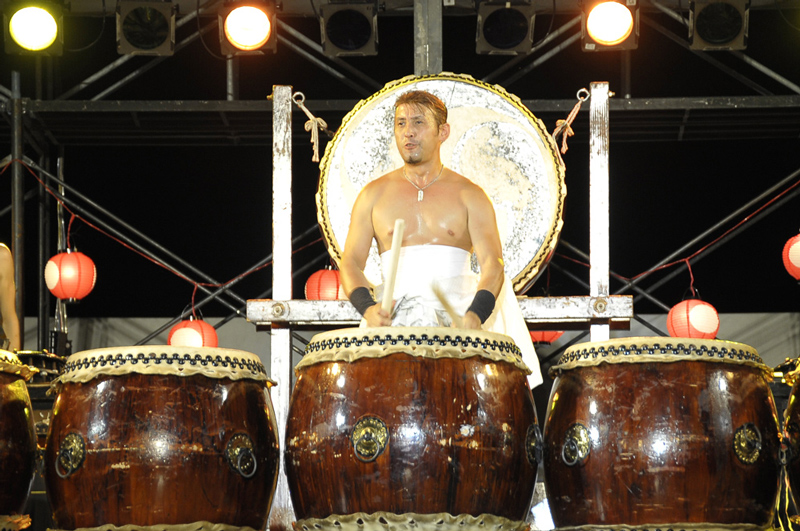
544, 338, 780, 531
285, 327, 539, 529
44, 346, 280, 531
782, 378, 800, 506
0, 350, 37, 518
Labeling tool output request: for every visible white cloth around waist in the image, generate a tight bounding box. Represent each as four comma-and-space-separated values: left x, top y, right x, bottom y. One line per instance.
373, 244, 543, 388
379, 245, 477, 317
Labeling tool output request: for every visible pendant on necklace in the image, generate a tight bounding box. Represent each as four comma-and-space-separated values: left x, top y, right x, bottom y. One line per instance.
418, 190, 424, 202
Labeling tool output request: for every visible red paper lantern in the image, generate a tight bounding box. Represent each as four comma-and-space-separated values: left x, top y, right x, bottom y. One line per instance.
44, 250, 97, 301
168, 318, 218, 348
530, 331, 564, 344
667, 299, 719, 339
305, 268, 345, 300
783, 234, 800, 281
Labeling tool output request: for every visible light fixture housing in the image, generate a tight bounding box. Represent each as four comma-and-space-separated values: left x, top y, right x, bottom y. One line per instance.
319, 2, 377, 57
689, 0, 748, 50
476, 2, 535, 55
218, 0, 277, 55
3, 1, 63, 55
581, 0, 639, 52
117, 0, 176, 55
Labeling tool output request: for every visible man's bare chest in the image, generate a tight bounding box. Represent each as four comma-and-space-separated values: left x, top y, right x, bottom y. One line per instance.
372, 184, 470, 250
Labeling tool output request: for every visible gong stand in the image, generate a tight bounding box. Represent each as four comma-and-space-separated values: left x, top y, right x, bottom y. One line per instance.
247, 82, 632, 531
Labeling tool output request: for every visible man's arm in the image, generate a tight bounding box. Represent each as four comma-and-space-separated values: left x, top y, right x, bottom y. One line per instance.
0, 245, 20, 350
464, 186, 505, 329
340, 185, 392, 327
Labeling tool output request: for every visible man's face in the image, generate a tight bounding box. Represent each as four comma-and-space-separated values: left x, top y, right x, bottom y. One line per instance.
394, 103, 444, 165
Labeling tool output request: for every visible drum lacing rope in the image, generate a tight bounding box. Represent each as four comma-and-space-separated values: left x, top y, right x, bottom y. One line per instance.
551, 88, 589, 164
293, 91, 333, 163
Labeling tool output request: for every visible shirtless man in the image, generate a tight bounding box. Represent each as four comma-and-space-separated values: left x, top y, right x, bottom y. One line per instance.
339, 90, 504, 330
0, 244, 20, 350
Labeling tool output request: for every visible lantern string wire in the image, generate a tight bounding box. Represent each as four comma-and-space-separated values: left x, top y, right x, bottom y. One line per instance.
67, 213, 77, 250
7, 155, 799, 313
685, 258, 696, 297
189, 234, 324, 316
555, 171, 800, 288
630, 173, 800, 281
4, 159, 324, 314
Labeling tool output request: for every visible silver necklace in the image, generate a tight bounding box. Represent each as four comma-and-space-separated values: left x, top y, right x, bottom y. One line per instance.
402, 165, 444, 202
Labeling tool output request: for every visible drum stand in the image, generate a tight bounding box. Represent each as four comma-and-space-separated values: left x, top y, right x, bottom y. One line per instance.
247, 83, 633, 531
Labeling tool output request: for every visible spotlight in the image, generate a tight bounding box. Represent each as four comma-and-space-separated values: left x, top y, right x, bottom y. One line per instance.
218, 0, 276, 55
581, 0, 638, 52
476, 2, 535, 55
689, 0, 748, 50
3, 1, 63, 55
117, 1, 176, 55
319, 3, 377, 57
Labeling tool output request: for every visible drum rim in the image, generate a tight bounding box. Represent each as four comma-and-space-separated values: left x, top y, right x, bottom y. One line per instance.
298, 326, 529, 374
551, 336, 767, 373
294, 511, 530, 531
315, 71, 567, 294
43, 522, 262, 531
58, 345, 270, 384
0, 348, 21, 364
0, 350, 39, 381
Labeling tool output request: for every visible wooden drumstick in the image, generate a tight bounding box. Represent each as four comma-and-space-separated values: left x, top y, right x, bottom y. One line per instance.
432, 284, 464, 329
381, 219, 405, 318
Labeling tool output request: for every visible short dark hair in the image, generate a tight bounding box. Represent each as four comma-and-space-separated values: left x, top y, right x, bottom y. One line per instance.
394, 90, 447, 127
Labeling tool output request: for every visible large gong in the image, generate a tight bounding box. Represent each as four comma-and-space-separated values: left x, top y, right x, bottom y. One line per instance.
316, 72, 566, 294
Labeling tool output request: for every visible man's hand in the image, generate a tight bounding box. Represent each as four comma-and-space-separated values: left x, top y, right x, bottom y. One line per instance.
462, 311, 482, 330
363, 304, 392, 327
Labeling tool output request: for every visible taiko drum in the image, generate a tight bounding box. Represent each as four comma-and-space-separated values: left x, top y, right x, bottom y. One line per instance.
544, 338, 781, 531
285, 327, 540, 530
0, 349, 38, 519
44, 346, 280, 531
781, 371, 800, 507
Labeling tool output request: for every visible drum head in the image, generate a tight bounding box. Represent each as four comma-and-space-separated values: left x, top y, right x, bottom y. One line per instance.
316, 72, 566, 294
552, 337, 767, 372
298, 326, 528, 373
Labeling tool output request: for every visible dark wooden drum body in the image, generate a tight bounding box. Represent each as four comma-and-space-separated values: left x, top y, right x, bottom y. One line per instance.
544, 338, 781, 531
285, 327, 539, 530
782, 375, 800, 507
0, 350, 38, 519
44, 346, 280, 531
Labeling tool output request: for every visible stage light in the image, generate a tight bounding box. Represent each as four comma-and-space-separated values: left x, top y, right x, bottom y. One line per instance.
581, 0, 638, 51
3, 2, 63, 55
689, 0, 748, 50
319, 2, 377, 57
218, 0, 276, 55
476, 2, 535, 55
117, 1, 176, 55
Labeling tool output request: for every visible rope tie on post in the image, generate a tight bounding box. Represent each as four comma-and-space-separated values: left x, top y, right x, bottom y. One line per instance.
551, 88, 590, 165
293, 91, 333, 162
